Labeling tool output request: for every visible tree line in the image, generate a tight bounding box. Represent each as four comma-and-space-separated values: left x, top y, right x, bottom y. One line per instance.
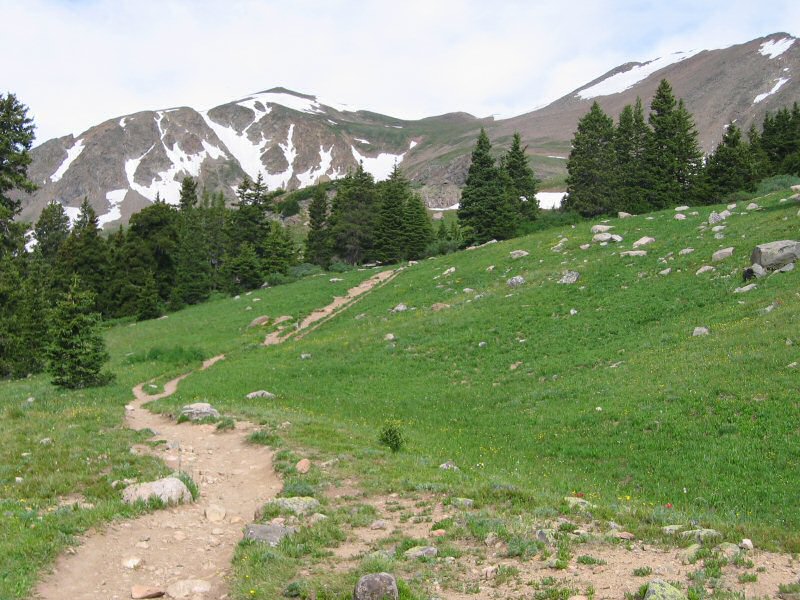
563, 79, 800, 217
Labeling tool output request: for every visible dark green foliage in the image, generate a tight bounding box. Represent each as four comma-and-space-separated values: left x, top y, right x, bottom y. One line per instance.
262, 221, 296, 276
329, 164, 378, 264
374, 164, 409, 263
136, 270, 162, 321
378, 420, 405, 452
236, 173, 271, 209
458, 129, 519, 243
614, 98, 651, 214
563, 102, 616, 217
704, 123, 757, 199
178, 176, 198, 211
172, 207, 212, 307
304, 187, 332, 267
502, 132, 540, 219
34, 201, 70, 260
402, 190, 433, 260
125, 201, 179, 302
46, 277, 111, 388
224, 241, 263, 292
760, 103, 800, 176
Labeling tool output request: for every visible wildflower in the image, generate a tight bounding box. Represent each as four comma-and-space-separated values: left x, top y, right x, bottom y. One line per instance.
665, 503, 673, 509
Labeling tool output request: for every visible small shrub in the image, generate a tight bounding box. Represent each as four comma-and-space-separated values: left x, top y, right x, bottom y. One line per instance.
378, 420, 405, 453
633, 566, 653, 577
216, 417, 235, 431
577, 555, 606, 565
280, 479, 317, 498
175, 471, 199, 501
738, 573, 757, 583
288, 263, 322, 279
247, 429, 280, 446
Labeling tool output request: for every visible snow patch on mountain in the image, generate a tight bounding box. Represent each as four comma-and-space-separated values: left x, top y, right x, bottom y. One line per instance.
50, 139, 85, 182
536, 192, 566, 210
577, 50, 702, 99
351, 145, 405, 181
63, 206, 81, 225
759, 37, 795, 59
119, 117, 128, 128
296, 144, 338, 187
754, 77, 790, 103
97, 189, 127, 227
263, 124, 297, 190
201, 111, 269, 182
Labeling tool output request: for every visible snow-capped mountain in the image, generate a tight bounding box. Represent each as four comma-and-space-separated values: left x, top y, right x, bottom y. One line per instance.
19, 33, 798, 226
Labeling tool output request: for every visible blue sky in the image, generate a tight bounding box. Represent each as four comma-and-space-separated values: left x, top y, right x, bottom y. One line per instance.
1, 0, 798, 143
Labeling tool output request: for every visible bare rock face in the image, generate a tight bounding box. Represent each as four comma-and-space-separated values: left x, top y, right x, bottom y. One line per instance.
122, 477, 193, 505
751, 240, 800, 270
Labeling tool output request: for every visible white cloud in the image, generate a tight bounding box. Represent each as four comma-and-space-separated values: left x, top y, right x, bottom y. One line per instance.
1, 0, 797, 144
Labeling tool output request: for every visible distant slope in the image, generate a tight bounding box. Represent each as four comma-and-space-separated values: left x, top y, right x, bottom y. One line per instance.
17, 33, 798, 224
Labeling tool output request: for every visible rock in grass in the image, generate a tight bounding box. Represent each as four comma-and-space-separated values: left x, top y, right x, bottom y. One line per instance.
180, 403, 220, 420
404, 545, 437, 559
674, 213, 686, 220
746, 202, 760, 211
246, 390, 275, 400
633, 236, 656, 248
695, 265, 715, 275
679, 248, 694, 255
715, 542, 741, 560
739, 538, 754, 551
370, 519, 390, 530
295, 458, 311, 474
165, 579, 211, 598
564, 496, 593, 510
734, 284, 757, 293
681, 528, 722, 542
248, 315, 270, 327
353, 573, 398, 600
593, 232, 613, 243
558, 271, 580, 284
122, 477, 192, 506
692, 327, 710, 337
618, 211, 632, 218
391, 303, 408, 313
130, 585, 165, 599
509, 250, 529, 259
643, 579, 686, 600
675, 205, 690, 211
591, 224, 614, 234
243, 523, 297, 546
439, 460, 459, 471
680, 543, 702, 564
659, 268, 672, 276
430, 303, 451, 312
267, 496, 320, 515
621, 250, 647, 257
451, 497, 474, 509
662, 525, 683, 535
712, 247, 734, 262
751, 240, 800, 270
506, 276, 525, 288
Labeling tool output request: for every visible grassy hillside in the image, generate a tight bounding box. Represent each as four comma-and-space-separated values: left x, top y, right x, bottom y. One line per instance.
1, 188, 798, 598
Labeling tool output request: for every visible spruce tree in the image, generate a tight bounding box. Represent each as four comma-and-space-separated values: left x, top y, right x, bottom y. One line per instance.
704, 123, 757, 199
172, 206, 212, 307
458, 129, 518, 243
402, 191, 433, 260
178, 176, 199, 211
57, 198, 109, 311
329, 164, 378, 264
563, 102, 616, 217
502, 132, 540, 220
0, 254, 24, 377
34, 201, 71, 260
614, 98, 651, 214
47, 277, 111, 389
136, 270, 163, 321
224, 242, 263, 292
305, 187, 332, 267
375, 165, 411, 263
262, 222, 296, 276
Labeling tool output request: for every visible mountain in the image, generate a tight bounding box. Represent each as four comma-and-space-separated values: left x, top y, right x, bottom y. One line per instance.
18, 33, 798, 227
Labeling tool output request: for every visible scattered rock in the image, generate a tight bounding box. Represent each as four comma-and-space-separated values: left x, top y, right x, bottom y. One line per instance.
481, 565, 498, 580
558, 270, 580, 284
39, 437, 52, 445
679, 248, 694, 255
439, 460, 459, 471
633, 236, 656, 248
681, 528, 722, 542
295, 458, 311, 474
165, 579, 211, 599
442, 267, 455, 276
300, 353, 312, 360
643, 579, 686, 600
451, 497, 474, 509
746, 202, 760, 211
591, 224, 614, 234
728, 202, 738, 209
734, 283, 757, 293
675, 205, 690, 211
739, 538, 754, 551
659, 268, 672, 276
579, 243, 591, 250
510, 250, 529, 259
404, 546, 437, 559
612, 531, 636, 540
592, 232, 613, 243
329, 277, 343, 282
204, 504, 226, 523
246, 390, 275, 400
248, 315, 270, 328
661, 525, 683, 535
680, 543, 702, 564
715, 542, 741, 560
122, 556, 142, 569
536, 529, 557, 545
431, 529, 447, 537
384, 333, 396, 341
564, 496, 593, 509
266, 496, 320, 515
751, 240, 800, 270
122, 477, 193, 506
745, 263, 767, 279
708, 210, 730, 224
463, 287, 475, 293
711, 225, 726, 232
485, 532, 499, 546
618, 211, 632, 218
179, 403, 220, 420
570, 308, 578, 315
478, 341, 487, 348
611, 234, 624, 242
391, 303, 408, 313
353, 573, 398, 600
712, 247, 734, 262
674, 213, 686, 220
621, 250, 647, 257
243, 523, 297, 546
692, 327, 710, 337
430, 302, 451, 312
506, 276, 525, 288
131, 585, 165, 599
552, 238, 568, 252
695, 265, 715, 275
370, 519, 390, 530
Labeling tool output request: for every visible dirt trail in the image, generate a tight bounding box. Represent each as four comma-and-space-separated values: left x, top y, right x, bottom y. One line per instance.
35, 355, 281, 600
264, 269, 397, 345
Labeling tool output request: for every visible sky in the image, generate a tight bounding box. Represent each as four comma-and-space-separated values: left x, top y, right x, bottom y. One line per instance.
1, 0, 798, 144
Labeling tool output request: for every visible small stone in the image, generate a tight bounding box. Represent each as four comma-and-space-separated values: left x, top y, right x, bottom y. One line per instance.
728, 202, 738, 209
711, 225, 726, 232
478, 341, 487, 348
692, 327, 710, 337
439, 460, 459, 471
308, 512, 328, 525
510, 250, 529, 259
246, 390, 275, 400
633, 236, 656, 248
122, 477, 192, 506
122, 556, 142, 569
643, 579, 685, 600
564, 496, 593, 509
695, 265, 715, 275
621, 250, 647, 257
580, 243, 591, 250
570, 308, 578, 315
612, 531, 635, 540
14, 477, 23, 483
675, 205, 690, 211
485, 532, 499, 546
659, 268, 672, 276
204, 504, 226, 523
430, 302, 451, 312
681, 528, 722, 542
384, 333, 396, 341
300, 353, 312, 360
431, 529, 447, 537
661, 525, 683, 535
788, 362, 798, 369
165, 579, 211, 598
674, 213, 686, 220
611, 234, 624, 242
481, 565, 498, 580
353, 573, 398, 600
593, 232, 613, 243
404, 545, 437, 559
39, 437, 52, 445
248, 315, 270, 328
442, 267, 455, 276
370, 519, 390, 530
391, 303, 408, 313
463, 287, 475, 293
266, 496, 320, 515
130, 585, 165, 599
739, 538, 754, 551
591, 224, 614, 234
715, 542, 741, 560
558, 270, 580, 284
507, 276, 525, 288
734, 284, 757, 293
295, 458, 311, 474
712, 247, 734, 262
179, 402, 220, 420
679, 248, 694, 255
618, 211, 632, 218
451, 497, 474, 508
746, 202, 760, 211
243, 523, 297, 546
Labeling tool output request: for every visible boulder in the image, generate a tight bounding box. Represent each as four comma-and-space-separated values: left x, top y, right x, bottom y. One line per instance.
430, 303, 451, 312
370, 519, 390, 530
404, 546, 437, 559
674, 213, 686, 220
591, 224, 613, 234
248, 315, 270, 328
712, 247, 734, 262
692, 327, 710, 337
618, 211, 632, 218
131, 586, 165, 599
678, 248, 694, 255
734, 284, 757, 293
592, 232, 613, 243
122, 477, 192, 505
610, 234, 624, 242
246, 390, 275, 400
661, 525, 683, 535
643, 579, 686, 600
681, 528, 722, 542
353, 573, 399, 600
391, 303, 408, 313
267, 496, 320, 515
621, 250, 647, 257
708, 210, 731, 224
739, 538, 754, 551
695, 265, 715, 275
164, 579, 211, 598
633, 236, 656, 248
439, 460, 459, 471
675, 205, 690, 211
180, 403, 220, 420
751, 240, 800, 270
579, 243, 591, 250
715, 542, 741, 560
243, 523, 297, 546
558, 271, 580, 284
296, 458, 311, 474
506, 276, 525, 288
659, 268, 672, 276
509, 250, 529, 259
746, 202, 760, 211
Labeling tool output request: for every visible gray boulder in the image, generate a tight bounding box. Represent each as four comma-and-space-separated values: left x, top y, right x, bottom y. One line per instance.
265, 496, 320, 515
506, 276, 525, 288
712, 247, 734, 262
692, 327, 710, 337
592, 232, 613, 243
353, 573, 398, 600
618, 211, 632, 218
681, 528, 722, 542
591, 224, 613, 234
180, 402, 219, 420
751, 240, 800, 270
558, 271, 580, 284
404, 546, 437, 559
246, 390, 275, 400
122, 477, 193, 505
643, 579, 687, 600
243, 523, 297, 546
509, 250, 529, 259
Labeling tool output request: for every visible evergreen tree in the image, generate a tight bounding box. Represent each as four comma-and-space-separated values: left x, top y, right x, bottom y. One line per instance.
375, 165, 411, 263
563, 102, 616, 217
501, 132, 540, 219
125, 201, 179, 302
704, 123, 757, 199
34, 201, 71, 260
329, 164, 378, 264
746, 124, 772, 181
136, 270, 163, 321
57, 198, 109, 311
262, 221, 296, 276
223, 242, 263, 292
0, 255, 24, 377
172, 206, 212, 307
14, 252, 51, 375
614, 98, 651, 214
0, 93, 36, 255
305, 186, 332, 267
436, 220, 448, 240
200, 189, 228, 289
47, 277, 111, 389
178, 176, 199, 211
401, 191, 433, 260
457, 129, 518, 243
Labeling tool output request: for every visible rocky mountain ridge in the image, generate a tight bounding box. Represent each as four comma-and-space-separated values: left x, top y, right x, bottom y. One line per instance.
18, 32, 798, 227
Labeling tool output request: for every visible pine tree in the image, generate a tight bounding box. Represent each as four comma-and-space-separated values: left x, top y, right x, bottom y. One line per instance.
457, 129, 518, 243
57, 198, 109, 311
178, 176, 199, 211
329, 164, 378, 264
502, 132, 540, 220
704, 123, 757, 199
614, 98, 651, 214
47, 277, 111, 389
0, 254, 24, 377
262, 221, 296, 276
136, 270, 163, 321
305, 187, 332, 267
563, 102, 616, 217
172, 206, 212, 307
375, 165, 411, 263
746, 124, 772, 181
402, 191, 433, 260
224, 242, 263, 292
14, 252, 50, 375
